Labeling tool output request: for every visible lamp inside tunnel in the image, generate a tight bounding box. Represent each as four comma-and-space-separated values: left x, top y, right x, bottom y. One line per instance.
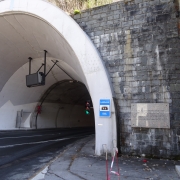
26, 50, 62, 88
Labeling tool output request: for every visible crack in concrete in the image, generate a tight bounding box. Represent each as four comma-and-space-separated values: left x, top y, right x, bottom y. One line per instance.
29, 146, 70, 180
33, 136, 93, 180
47, 171, 66, 180
67, 138, 93, 180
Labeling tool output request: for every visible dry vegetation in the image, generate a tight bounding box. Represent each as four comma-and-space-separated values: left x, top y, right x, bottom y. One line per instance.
48, 0, 113, 14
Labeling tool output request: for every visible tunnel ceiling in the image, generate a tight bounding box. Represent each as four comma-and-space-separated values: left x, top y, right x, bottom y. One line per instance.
0, 13, 85, 92
0, 12, 88, 107
0, 0, 116, 155
42, 81, 91, 105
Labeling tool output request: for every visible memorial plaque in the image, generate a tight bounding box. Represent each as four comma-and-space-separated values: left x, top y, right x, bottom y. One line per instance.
131, 103, 170, 128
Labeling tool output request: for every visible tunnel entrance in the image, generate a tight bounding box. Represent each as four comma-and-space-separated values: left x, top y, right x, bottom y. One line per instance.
33, 80, 95, 129
0, 0, 117, 155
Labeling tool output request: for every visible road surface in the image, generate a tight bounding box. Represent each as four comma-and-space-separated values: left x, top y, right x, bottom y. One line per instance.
0, 127, 95, 180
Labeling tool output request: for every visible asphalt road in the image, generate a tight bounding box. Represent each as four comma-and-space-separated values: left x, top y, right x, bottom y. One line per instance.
0, 127, 95, 180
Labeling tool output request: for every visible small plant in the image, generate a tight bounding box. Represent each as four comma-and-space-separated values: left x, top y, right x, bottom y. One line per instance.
74, 9, 81, 14
48, 0, 113, 15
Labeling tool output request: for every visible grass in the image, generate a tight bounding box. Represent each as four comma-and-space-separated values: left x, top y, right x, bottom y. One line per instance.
48, 0, 113, 14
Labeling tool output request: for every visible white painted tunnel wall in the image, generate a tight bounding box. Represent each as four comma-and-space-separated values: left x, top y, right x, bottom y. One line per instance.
0, 101, 37, 129
37, 103, 94, 128
0, 0, 117, 155
21, 112, 32, 128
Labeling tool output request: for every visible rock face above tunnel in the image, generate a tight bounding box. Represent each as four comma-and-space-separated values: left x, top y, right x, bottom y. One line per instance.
73, 0, 180, 158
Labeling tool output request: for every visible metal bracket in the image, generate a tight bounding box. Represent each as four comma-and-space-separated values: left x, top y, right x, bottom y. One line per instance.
45, 60, 59, 77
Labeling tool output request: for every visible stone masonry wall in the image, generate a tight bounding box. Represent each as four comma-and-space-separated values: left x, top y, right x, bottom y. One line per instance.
72, 0, 180, 158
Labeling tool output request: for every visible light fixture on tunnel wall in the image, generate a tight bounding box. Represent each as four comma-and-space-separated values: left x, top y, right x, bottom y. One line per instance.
26, 50, 58, 87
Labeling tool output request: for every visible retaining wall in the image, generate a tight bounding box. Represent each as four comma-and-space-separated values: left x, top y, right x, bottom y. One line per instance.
73, 0, 180, 158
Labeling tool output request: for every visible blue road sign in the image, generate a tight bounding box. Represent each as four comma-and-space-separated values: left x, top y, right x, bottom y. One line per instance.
99, 99, 111, 117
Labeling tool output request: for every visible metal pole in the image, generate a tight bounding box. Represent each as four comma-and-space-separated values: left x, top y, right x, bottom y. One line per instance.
28, 57, 32, 75
45, 60, 58, 77
54, 61, 74, 80
44, 50, 47, 85
36, 63, 44, 73
44, 50, 47, 75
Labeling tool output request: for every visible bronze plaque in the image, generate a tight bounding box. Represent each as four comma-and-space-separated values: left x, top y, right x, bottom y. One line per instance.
131, 103, 170, 128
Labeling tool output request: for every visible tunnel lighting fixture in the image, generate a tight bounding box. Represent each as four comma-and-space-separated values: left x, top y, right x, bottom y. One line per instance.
26, 50, 59, 88
69, 80, 73, 83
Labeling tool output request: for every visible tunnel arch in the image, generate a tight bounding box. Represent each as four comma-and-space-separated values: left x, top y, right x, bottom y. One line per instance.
0, 0, 117, 155
33, 80, 95, 129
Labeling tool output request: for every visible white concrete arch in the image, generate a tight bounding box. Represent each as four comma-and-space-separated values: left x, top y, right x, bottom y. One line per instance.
0, 0, 117, 155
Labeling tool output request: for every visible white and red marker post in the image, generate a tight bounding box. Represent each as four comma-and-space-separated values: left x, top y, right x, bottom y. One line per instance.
103, 144, 110, 180
110, 140, 120, 179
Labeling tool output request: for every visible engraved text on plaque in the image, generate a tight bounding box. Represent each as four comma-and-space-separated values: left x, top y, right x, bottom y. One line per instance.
131, 103, 170, 128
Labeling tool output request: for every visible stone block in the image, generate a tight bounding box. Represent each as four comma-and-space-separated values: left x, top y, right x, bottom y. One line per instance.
120, 106, 131, 113
122, 21, 133, 27
92, 14, 101, 19
152, 80, 160, 86
113, 76, 125, 83
100, 13, 108, 18
73, 14, 81, 19
141, 86, 145, 93
156, 14, 170, 22
135, 0, 143, 3
132, 94, 145, 99
170, 84, 180, 92
141, 56, 147, 65
118, 99, 131, 106
111, 5, 117, 10
171, 92, 180, 99
135, 134, 142, 140
131, 87, 139, 93
134, 14, 145, 21
81, 12, 90, 18
113, 10, 121, 16
145, 93, 152, 99
147, 16, 156, 23
91, 6, 104, 14
94, 30, 104, 36
174, 113, 180, 121
120, 112, 131, 119
125, 4, 139, 11
160, 0, 171, 2
173, 99, 180, 107
154, 135, 163, 140
154, 4, 165, 11
114, 86, 121, 93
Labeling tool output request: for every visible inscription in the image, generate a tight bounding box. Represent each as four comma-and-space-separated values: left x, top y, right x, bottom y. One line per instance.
131, 103, 170, 128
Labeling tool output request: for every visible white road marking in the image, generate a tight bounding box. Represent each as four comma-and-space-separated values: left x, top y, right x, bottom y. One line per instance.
0, 138, 70, 148
0, 135, 89, 148
31, 166, 48, 180
0, 133, 61, 140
